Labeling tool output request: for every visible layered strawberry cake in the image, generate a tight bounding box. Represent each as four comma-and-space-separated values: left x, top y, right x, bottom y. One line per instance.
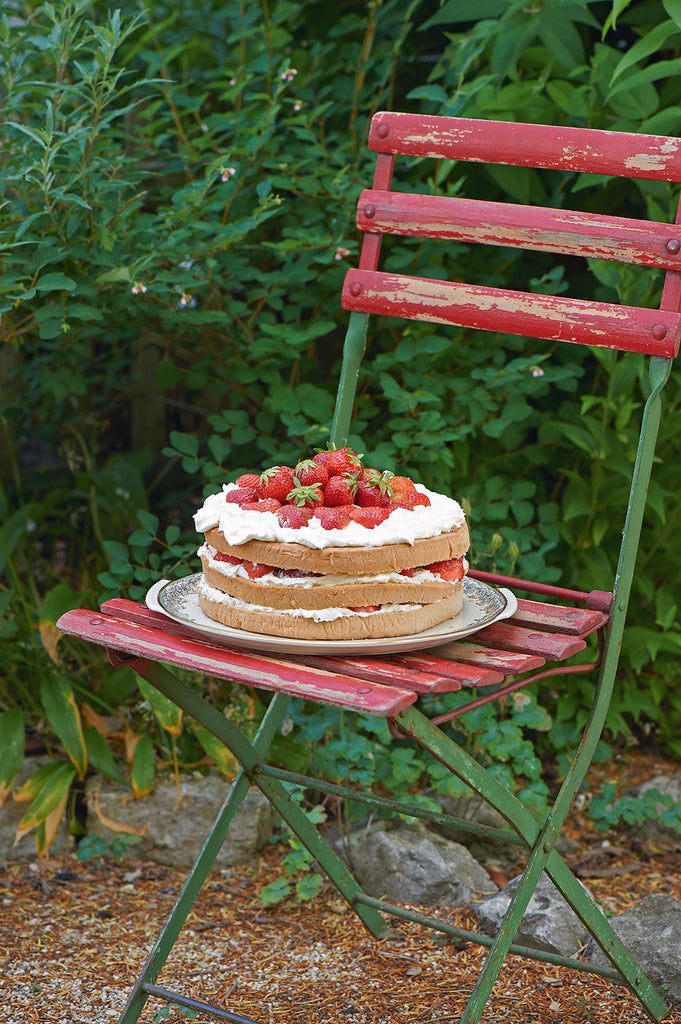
193, 447, 469, 640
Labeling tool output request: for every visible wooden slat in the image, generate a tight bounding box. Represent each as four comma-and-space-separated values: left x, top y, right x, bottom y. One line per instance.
368, 112, 681, 182
342, 269, 680, 357
388, 653, 504, 689
431, 641, 545, 676
472, 621, 586, 661
510, 599, 609, 637
356, 190, 681, 271
288, 654, 460, 693
56, 609, 417, 717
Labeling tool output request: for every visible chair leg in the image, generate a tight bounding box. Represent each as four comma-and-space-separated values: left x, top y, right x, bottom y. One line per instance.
117, 688, 291, 1024
136, 661, 392, 941
395, 704, 669, 1023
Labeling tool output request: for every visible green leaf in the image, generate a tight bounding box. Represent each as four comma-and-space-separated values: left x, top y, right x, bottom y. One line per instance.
83, 726, 127, 785
35, 272, 77, 292
609, 19, 679, 85
0, 709, 25, 804
169, 431, 199, 456
15, 761, 77, 841
295, 872, 323, 901
136, 675, 182, 737
131, 734, 155, 797
40, 675, 87, 777
137, 509, 159, 534
260, 876, 291, 907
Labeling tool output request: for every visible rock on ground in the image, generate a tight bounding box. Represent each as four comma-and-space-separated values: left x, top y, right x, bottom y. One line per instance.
588, 893, 681, 1007
85, 774, 276, 869
348, 823, 497, 907
471, 872, 591, 957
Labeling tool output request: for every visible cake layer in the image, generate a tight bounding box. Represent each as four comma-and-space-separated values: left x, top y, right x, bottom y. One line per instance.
201, 559, 456, 610
197, 582, 464, 640
203, 522, 469, 575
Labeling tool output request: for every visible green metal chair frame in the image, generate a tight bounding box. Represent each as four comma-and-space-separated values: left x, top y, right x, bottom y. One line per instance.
57, 112, 681, 1024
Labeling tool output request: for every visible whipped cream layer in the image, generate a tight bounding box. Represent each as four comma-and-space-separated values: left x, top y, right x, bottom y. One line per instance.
198, 543, 464, 587
194, 482, 465, 549
197, 579, 423, 622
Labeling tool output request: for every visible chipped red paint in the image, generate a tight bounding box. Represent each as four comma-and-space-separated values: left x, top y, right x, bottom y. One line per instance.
368, 112, 681, 182
342, 269, 679, 356
356, 190, 681, 271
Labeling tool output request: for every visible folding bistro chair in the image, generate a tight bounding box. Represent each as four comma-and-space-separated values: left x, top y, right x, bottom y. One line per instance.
57, 113, 680, 1023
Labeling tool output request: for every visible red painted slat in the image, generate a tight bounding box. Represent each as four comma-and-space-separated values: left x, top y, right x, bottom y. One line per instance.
368, 112, 681, 182
56, 610, 416, 716
288, 654, 457, 693
510, 599, 608, 637
472, 621, 586, 661
342, 269, 679, 356
389, 653, 504, 688
431, 641, 545, 675
356, 190, 681, 271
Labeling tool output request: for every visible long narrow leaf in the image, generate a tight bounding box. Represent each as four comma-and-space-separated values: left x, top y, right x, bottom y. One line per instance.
14, 761, 76, 843
131, 734, 155, 797
136, 675, 182, 737
0, 709, 25, 805
40, 674, 87, 776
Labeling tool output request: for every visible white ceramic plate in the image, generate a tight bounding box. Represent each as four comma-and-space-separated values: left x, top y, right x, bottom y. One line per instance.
145, 574, 517, 656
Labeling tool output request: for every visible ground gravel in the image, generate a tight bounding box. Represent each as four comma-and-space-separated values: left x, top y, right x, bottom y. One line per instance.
2, 839, 681, 1024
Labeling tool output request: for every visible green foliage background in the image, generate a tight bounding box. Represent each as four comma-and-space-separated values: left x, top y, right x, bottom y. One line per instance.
2, 0, 681, 851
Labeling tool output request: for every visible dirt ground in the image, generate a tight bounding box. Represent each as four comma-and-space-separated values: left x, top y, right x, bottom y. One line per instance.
2, 752, 681, 1024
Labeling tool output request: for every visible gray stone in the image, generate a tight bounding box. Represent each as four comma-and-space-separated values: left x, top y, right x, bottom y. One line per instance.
471, 872, 590, 957
0, 757, 71, 858
588, 893, 681, 1006
349, 823, 496, 907
85, 773, 275, 869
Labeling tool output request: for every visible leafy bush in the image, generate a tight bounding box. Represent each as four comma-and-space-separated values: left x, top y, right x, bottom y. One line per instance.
2, 0, 681, 855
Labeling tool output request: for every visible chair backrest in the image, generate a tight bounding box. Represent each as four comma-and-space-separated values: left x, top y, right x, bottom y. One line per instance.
331, 111, 680, 628
339, 113, 681, 369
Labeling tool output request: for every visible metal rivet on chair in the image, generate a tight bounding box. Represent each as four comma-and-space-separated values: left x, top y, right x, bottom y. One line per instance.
364, 204, 376, 218
349, 282, 362, 297
666, 238, 680, 254
652, 324, 667, 340
377, 124, 389, 138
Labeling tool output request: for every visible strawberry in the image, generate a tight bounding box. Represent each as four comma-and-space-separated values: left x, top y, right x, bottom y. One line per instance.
355, 469, 394, 508
294, 458, 329, 488
347, 506, 391, 529
259, 465, 295, 503
323, 472, 359, 506
276, 505, 313, 529
275, 567, 308, 578
312, 505, 353, 530
399, 567, 415, 577
390, 491, 431, 510
236, 473, 261, 491
390, 475, 416, 495
286, 479, 324, 508
326, 447, 363, 477
225, 487, 259, 506
243, 561, 274, 579
214, 552, 242, 565
241, 498, 281, 513
427, 557, 465, 582
349, 605, 380, 613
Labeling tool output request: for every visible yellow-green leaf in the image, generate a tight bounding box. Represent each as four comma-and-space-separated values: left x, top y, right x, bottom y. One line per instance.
40, 674, 87, 777
0, 709, 25, 806
193, 726, 238, 777
14, 761, 76, 843
131, 734, 155, 797
136, 674, 183, 737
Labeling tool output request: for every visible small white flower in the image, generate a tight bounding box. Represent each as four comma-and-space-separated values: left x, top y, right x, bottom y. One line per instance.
221, 166, 236, 182
531, 366, 545, 377
131, 282, 147, 295
281, 67, 297, 82
334, 246, 351, 261
293, 101, 302, 112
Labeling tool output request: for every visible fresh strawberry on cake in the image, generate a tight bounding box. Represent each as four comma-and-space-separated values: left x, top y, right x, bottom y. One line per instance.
193, 447, 470, 640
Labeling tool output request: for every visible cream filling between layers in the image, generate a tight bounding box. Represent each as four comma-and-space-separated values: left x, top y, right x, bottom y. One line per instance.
198, 543, 468, 587
194, 482, 465, 549
197, 579, 425, 622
